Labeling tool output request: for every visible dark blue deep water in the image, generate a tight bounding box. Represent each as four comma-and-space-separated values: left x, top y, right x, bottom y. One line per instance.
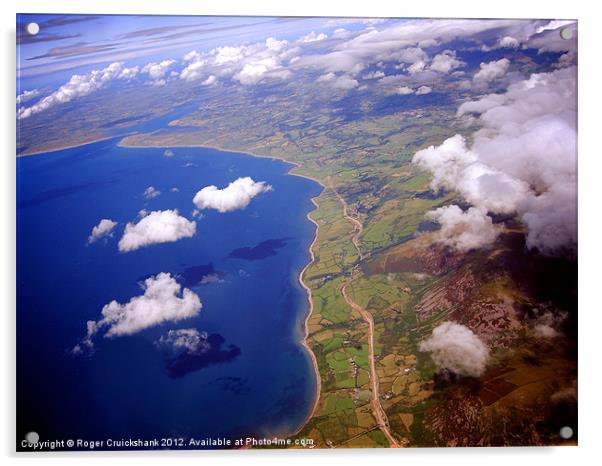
17, 141, 322, 449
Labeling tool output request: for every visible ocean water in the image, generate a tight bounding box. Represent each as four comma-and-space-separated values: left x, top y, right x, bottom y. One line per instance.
16, 140, 322, 449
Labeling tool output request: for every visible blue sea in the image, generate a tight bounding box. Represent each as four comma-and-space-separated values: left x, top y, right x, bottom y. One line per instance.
16, 140, 322, 449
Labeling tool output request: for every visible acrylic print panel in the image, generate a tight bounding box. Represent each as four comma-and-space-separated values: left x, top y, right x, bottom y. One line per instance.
16, 14, 577, 451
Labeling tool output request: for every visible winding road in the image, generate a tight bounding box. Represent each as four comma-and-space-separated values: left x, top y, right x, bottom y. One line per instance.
327, 176, 401, 448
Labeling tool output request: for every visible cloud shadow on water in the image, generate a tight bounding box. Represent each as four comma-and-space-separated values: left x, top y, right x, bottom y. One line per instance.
164, 333, 241, 378
228, 238, 290, 261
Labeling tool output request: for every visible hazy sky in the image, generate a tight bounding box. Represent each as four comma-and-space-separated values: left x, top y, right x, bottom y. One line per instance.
17, 14, 359, 78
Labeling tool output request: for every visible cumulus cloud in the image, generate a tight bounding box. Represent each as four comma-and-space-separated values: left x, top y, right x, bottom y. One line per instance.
156, 328, 209, 353
118, 66, 139, 80
87, 219, 118, 244
527, 21, 577, 54
397, 86, 414, 95
233, 57, 289, 85
497, 36, 520, 49
415, 85, 432, 95
420, 321, 489, 377
266, 37, 288, 52
429, 50, 465, 73
427, 205, 501, 252
203, 38, 297, 86
363, 70, 385, 80
73, 273, 202, 353
193, 177, 272, 213
183, 50, 202, 62
212, 45, 248, 65
298, 31, 328, 43
531, 309, 566, 339
202, 75, 217, 86
413, 66, 576, 255
143, 186, 161, 199
394, 47, 428, 65
332, 28, 350, 39
296, 19, 539, 80
142, 59, 175, 80
473, 58, 510, 82
407, 60, 427, 74
118, 209, 196, 252
16, 89, 40, 104
534, 324, 560, 339
316, 72, 359, 90
180, 59, 206, 82
18, 62, 125, 119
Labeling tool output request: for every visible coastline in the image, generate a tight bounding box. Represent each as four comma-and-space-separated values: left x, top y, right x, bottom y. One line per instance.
120, 139, 326, 439
292, 195, 323, 437
19, 135, 326, 440
17, 135, 118, 157
117, 140, 324, 186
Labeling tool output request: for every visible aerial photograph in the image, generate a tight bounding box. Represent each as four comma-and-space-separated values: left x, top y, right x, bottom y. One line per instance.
16, 14, 577, 450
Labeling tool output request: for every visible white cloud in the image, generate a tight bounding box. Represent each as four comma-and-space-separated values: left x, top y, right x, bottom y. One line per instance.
420, 321, 489, 377
87, 219, 118, 244
156, 328, 209, 353
429, 50, 465, 73
415, 85, 432, 95
183, 50, 202, 62
118, 66, 139, 80
298, 31, 328, 43
363, 70, 385, 80
317, 72, 359, 90
18, 62, 125, 119
74, 273, 202, 352
118, 209, 196, 252
426, 205, 501, 252
397, 86, 414, 95
143, 186, 161, 199
531, 309, 566, 339
142, 59, 175, 80
481, 36, 520, 51
534, 324, 560, 338
201, 75, 216, 86
332, 28, 350, 39
535, 20, 575, 35
310, 18, 536, 79
180, 59, 206, 82
473, 58, 510, 82
394, 47, 428, 65
413, 67, 577, 255
407, 60, 427, 74
16, 89, 40, 104
498, 36, 520, 48
193, 176, 272, 213
212, 45, 248, 65
526, 21, 577, 54
265, 37, 288, 52
233, 57, 289, 85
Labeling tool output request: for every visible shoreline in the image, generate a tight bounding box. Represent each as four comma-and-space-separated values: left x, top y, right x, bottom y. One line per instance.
119, 139, 326, 439
117, 140, 324, 186
19, 134, 326, 441
17, 135, 118, 157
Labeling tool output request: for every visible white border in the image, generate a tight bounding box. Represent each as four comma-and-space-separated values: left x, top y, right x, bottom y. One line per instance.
3, 1, 600, 465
